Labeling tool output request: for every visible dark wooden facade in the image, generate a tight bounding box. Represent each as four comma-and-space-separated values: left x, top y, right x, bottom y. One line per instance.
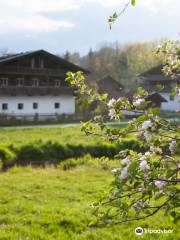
96, 75, 124, 99
0, 50, 88, 96
138, 64, 180, 92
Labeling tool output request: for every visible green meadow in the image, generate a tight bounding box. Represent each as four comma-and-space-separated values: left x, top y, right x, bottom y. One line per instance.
0, 126, 101, 146
0, 165, 178, 240
0, 125, 179, 239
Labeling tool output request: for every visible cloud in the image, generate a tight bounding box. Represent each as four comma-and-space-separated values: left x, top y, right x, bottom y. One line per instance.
0, 0, 81, 13
0, 0, 77, 33
139, 0, 180, 14
0, 0, 179, 33
0, 15, 74, 33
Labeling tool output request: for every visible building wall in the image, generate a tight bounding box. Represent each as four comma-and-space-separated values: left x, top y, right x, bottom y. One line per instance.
161, 93, 180, 112
0, 95, 75, 117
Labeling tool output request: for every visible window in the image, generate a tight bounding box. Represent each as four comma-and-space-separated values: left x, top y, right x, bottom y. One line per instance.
40, 59, 44, 68
31, 58, 35, 68
54, 102, 60, 109
0, 77, 8, 86
2, 103, 8, 110
18, 103, 24, 110
33, 102, 38, 109
17, 78, 24, 86
55, 80, 61, 87
32, 78, 39, 87
169, 95, 174, 101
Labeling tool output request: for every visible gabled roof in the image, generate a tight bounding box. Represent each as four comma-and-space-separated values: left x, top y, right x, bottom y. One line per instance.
145, 92, 167, 103
0, 49, 89, 73
123, 90, 167, 103
97, 75, 124, 87
97, 75, 124, 99
139, 65, 164, 77
0, 52, 32, 63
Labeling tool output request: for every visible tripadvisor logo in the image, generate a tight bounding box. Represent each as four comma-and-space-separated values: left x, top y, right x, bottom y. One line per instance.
135, 227, 173, 235
135, 227, 143, 235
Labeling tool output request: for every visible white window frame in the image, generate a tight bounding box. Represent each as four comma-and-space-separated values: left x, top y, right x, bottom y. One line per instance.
33, 102, 38, 109
0, 77, 8, 87
32, 78, 39, 87
54, 102, 61, 109
17, 103, 24, 110
55, 79, 61, 87
17, 78, 24, 86
2, 103, 8, 110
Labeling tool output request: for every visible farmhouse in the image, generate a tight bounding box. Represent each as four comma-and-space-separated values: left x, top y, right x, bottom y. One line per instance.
138, 65, 180, 112
0, 50, 87, 119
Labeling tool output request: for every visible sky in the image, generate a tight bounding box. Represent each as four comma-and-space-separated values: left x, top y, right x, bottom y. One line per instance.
0, 0, 179, 56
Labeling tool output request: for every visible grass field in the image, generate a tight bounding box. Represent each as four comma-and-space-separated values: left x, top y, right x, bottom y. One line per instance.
0, 126, 100, 146
0, 125, 119, 147
0, 125, 179, 239
0, 165, 178, 240
0, 124, 129, 146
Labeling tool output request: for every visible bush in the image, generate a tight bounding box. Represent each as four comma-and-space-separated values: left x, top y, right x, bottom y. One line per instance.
58, 154, 113, 170
0, 146, 16, 169
58, 154, 92, 170
16, 143, 44, 165
0, 138, 143, 168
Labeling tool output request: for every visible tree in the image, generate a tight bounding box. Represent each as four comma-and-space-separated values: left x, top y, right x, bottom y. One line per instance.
66, 1, 180, 225
64, 50, 70, 61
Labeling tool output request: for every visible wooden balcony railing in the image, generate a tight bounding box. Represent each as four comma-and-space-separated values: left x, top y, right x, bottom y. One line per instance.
0, 66, 67, 77
0, 86, 75, 95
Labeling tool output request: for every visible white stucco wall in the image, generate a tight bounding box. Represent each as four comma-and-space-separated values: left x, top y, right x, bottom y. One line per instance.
0, 95, 75, 116
161, 93, 180, 112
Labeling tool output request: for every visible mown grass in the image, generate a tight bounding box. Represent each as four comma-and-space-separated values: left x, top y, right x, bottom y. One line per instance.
0, 126, 101, 146
0, 164, 178, 240
0, 124, 129, 146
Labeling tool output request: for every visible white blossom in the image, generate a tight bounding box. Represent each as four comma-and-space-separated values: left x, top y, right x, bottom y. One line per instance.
136, 131, 143, 138
117, 97, 123, 102
151, 126, 156, 132
139, 155, 146, 161
145, 151, 151, 156
128, 118, 136, 125
133, 200, 142, 209
133, 98, 145, 107
155, 180, 166, 190
111, 168, 121, 175
150, 146, 162, 154
148, 114, 154, 118
169, 140, 177, 155
144, 131, 152, 142
139, 186, 146, 193
139, 160, 150, 172
108, 108, 116, 119
142, 120, 153, 130
107, 98, 116, 108
177, 88, 180, 96
119, 166, 128, 180
121, 157, 130, 166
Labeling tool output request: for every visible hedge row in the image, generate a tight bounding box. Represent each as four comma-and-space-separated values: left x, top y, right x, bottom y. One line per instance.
0, 139, 142, 169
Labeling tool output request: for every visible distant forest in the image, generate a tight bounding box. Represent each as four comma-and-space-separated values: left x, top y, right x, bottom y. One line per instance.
63, 41, 164, 89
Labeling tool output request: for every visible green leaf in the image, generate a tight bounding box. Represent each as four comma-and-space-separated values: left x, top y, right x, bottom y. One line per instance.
148, 108, 160, 116
131, 0, 137, 6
